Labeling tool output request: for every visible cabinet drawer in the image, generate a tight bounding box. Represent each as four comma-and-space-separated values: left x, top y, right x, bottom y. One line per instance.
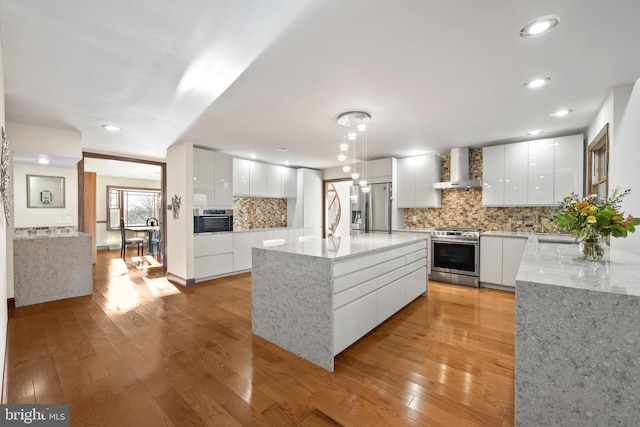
194, 253, 234, 279
406, 258, 426, 274
334, 253, 382, 278
406, 248, 427, 265
194, 233, 233, 257
333, 292, 377, 355
377, 277, 406, 324
406, 267, 427, 302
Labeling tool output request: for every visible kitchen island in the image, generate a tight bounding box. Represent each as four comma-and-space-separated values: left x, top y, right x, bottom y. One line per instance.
252, 233, 428, 371
516, 238, 640, 426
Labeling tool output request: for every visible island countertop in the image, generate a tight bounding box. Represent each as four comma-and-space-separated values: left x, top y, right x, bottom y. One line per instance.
257, 232, 427, 260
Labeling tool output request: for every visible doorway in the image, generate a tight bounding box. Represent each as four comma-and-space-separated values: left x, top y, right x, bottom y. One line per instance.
324, 179, 352, 238
78, 153, 167, 265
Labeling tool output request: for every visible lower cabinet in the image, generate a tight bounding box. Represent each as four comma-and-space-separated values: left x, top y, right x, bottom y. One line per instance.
333, 292, 378, 355
194, 233, 234, 280
332, 240, 427, 355
480, 235, 527, 288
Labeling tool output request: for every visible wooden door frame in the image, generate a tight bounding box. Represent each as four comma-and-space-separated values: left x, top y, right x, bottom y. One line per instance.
322, 178, 353, 238
78, 152, 167, 265
587, 123, 609, 197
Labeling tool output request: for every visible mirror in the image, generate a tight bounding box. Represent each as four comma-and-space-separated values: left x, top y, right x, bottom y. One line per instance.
27, 174, 65, 208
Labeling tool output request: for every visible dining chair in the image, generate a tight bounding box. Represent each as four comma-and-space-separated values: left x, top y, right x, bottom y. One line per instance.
149, 228, 161, 255
146, 217, 158, 226
120, 218, 144, 258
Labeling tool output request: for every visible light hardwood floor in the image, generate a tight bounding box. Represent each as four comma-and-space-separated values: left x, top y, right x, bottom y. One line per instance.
5, 249, 515, 426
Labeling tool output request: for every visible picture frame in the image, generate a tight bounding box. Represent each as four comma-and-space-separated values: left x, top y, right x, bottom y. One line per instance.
27, 174, 65, 208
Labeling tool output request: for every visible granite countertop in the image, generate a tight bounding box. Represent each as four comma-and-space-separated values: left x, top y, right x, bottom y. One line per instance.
233, 226, 295, 233
256, 233, 427, 260
14, 231, 90, 240
517, 237, 640, 297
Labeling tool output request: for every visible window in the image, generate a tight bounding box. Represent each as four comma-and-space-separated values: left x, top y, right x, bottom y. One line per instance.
107, 186, 161, 230
588, 124, 609, 199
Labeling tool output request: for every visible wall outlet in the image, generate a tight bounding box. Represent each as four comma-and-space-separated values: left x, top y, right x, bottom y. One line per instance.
281, 215, 285, 221
55, 216, 62, 224
412, 216, 417, 222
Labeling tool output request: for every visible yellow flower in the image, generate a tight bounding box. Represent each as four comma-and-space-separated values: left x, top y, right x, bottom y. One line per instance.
588, 205, 598, 214
587, 215, 597, 224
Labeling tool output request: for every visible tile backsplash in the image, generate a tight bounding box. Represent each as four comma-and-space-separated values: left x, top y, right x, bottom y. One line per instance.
403, 148, 560, 233
233, 197, 287, 229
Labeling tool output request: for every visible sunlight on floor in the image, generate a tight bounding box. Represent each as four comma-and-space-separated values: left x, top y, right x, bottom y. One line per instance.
109, 258, 129, 276
143, 276, 180, 297
106, 274, 140, 312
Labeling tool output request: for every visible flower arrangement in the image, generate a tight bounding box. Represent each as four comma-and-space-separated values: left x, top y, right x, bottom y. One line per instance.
555, 187, 639, 240
554, 188, 639, 260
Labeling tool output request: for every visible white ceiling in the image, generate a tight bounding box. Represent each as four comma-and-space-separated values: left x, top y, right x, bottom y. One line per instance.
2, 0, 640, 171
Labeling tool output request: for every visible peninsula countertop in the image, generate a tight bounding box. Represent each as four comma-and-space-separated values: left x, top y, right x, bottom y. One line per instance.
516, 238, 640, 296
515, 238, 640, 426
257, 233, 427, 260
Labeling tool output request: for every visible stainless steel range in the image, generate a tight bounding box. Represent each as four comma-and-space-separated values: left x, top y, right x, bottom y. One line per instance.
430, 228, 481, 287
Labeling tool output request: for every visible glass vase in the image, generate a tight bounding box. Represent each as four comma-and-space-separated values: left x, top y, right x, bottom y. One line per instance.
579, 235, 605, 262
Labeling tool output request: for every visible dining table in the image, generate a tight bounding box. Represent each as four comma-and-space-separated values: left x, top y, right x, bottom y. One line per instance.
124, 225, 160, 255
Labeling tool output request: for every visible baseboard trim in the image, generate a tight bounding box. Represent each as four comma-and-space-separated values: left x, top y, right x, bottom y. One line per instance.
7, 298, 15, 318
166, 272, 195, 287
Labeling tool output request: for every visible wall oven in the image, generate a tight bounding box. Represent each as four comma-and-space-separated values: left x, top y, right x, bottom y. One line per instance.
194, 209, 233, 233
430, 228, 480, 287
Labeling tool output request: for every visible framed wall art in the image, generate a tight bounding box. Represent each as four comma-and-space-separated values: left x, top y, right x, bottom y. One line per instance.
27, 174, 65, 208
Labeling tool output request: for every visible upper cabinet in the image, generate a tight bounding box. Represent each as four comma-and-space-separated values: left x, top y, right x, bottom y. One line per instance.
233, 158, 297, 198
193, 148, 233, 208
281, 166, 297, 198
397, 154, 441, 208
482, 135, 583, 207
249, 161, 267, 197
554, 135, 584, 202
233, 158, 250, 196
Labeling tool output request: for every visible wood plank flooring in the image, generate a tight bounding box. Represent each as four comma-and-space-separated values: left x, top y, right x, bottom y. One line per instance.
4, 249, 515, 426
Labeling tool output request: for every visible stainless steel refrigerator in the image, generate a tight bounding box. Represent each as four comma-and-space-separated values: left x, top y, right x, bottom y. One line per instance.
350, 183, 392, 233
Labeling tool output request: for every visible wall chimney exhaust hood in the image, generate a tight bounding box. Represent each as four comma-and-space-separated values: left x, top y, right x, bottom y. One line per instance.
433, 147, 483, 190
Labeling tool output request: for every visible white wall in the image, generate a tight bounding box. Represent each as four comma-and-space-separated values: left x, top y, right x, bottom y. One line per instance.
12, 163, 78, 228
0, 35, 8, 402
8, 122, 81, 166
95, 175, 161, 248
588, 82, 640, 255
166, 141, 194, 282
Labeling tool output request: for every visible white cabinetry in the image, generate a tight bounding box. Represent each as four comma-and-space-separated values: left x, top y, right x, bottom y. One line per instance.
249, 161, 267, 197
193, 148, 233, 208
554, 135, 584, 201
480, 235, 527, 289
482, 135, 583, 207
504, 142, 529, 206
482, 145, 505, 207
232, 158, 250, 196
527, 138, 554, 205
292, 168, 323, 235
233, 158, 296, 198
214, 152, 233, 207
194, 233, 234, 280
193, 148, 215, 207
333, 240, 427, 355
397, 154, 441, 208
266, 164, 282, 198
281, 166, 297, 198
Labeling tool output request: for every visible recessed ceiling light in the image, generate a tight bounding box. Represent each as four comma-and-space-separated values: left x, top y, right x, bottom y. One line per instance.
550, 109, 573, 117
524, 78, 551, 89
277, 147, 288, 152
250, 153, 257, 159
527, 130, 544, 135
520, 15, 560, 38
102, 124, 121, 131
